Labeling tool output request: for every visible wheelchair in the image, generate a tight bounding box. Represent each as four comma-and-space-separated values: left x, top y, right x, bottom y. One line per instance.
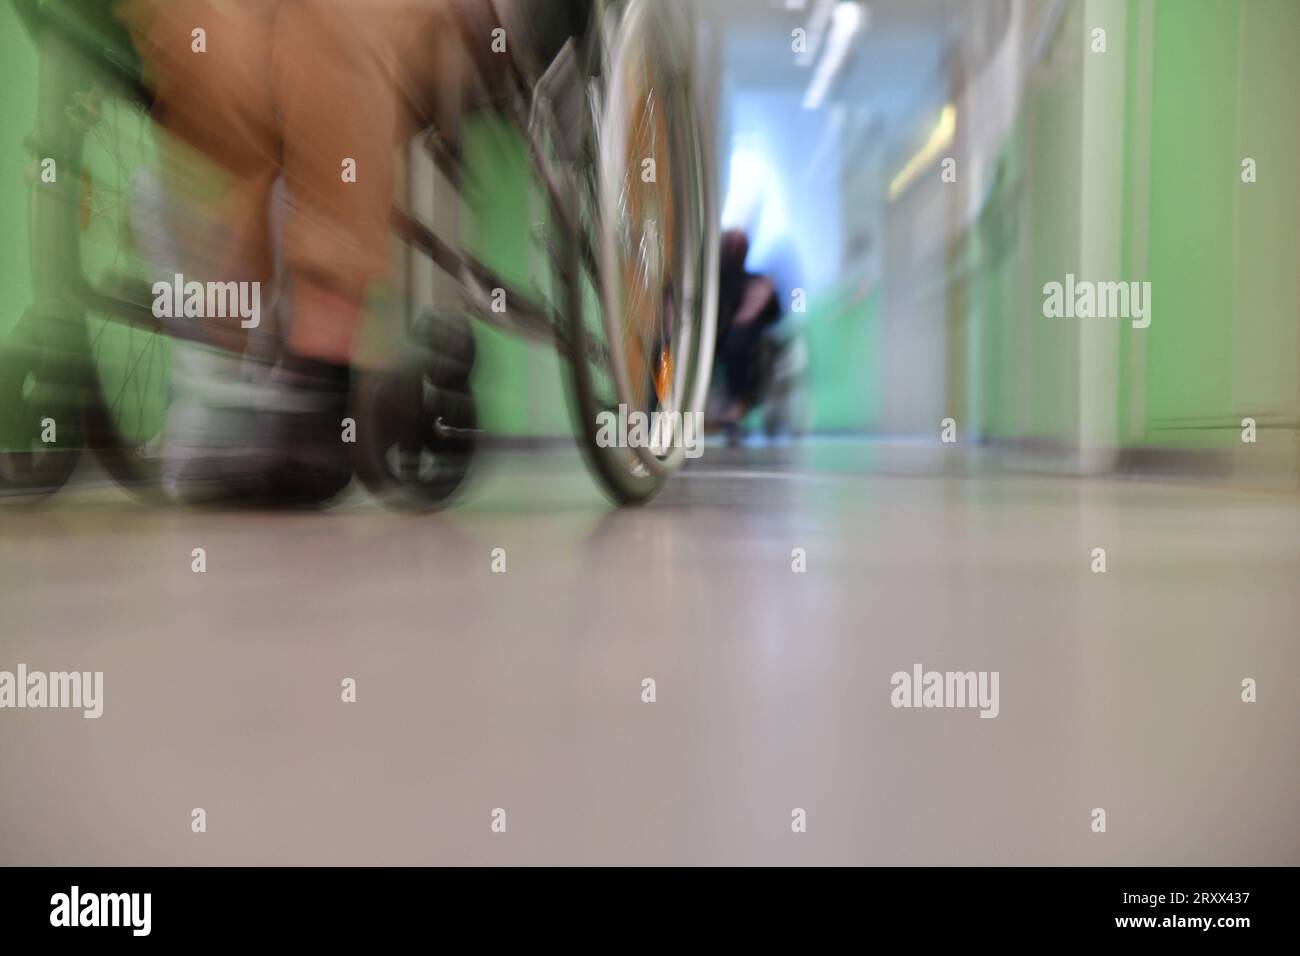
2, 0, 719, 508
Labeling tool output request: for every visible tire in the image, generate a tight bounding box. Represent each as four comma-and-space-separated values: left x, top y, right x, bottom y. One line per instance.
349, 352, 477, 511
561, 0, 718, 505
78, 99, 170, 500
27, 27, 168, 501
0, 340, 83, 503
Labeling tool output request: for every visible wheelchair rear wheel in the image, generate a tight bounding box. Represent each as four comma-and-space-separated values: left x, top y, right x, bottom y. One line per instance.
18, 23, 169, 501
0, 339, 83, 503
562, 0, 718, 504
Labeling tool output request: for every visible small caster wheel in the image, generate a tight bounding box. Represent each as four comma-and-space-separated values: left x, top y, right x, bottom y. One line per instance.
0, 341, 84, 504
350, 350, 478, 511
409, 311, 476, 390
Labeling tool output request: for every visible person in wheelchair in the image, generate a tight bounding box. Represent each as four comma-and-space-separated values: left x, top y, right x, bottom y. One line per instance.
713, 229, 783, 444
115, 0, 576, 503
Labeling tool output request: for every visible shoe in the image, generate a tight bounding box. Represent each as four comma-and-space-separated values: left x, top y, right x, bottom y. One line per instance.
160, 340, 263, 503
225, 355, 354, 506
162, 347, 353, 507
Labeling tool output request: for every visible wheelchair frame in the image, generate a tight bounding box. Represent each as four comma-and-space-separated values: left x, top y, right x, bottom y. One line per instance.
9, 0, 715, 505
17, 0, 608, 353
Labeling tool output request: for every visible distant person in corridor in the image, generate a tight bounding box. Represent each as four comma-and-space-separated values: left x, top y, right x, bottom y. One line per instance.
715, 229, 782, 442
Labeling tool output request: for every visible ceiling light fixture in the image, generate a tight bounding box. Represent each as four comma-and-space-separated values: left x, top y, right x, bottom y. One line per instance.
796, 0, 838, 67
888, 104, 957, 200
802, 2, 867, 109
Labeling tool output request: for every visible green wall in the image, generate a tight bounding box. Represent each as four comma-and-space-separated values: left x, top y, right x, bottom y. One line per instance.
458, 118, 570, 437
1139, 0, 1239, 445
1, 2, 37, 335
962, 0, 1299, 472
1119, 0, 1297, 456
803, 281, 880, 431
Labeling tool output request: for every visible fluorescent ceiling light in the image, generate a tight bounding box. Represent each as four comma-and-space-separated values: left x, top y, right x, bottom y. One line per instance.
802, 2, 867, 109
796, 0, 838, 67
888, 104, 957, 200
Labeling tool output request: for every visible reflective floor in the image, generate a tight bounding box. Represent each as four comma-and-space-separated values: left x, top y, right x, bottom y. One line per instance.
1, 441, 1297, 865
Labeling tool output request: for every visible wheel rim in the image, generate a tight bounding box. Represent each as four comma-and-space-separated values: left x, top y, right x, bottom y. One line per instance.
597, 0, 712, 477
77, 82, 169, 478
